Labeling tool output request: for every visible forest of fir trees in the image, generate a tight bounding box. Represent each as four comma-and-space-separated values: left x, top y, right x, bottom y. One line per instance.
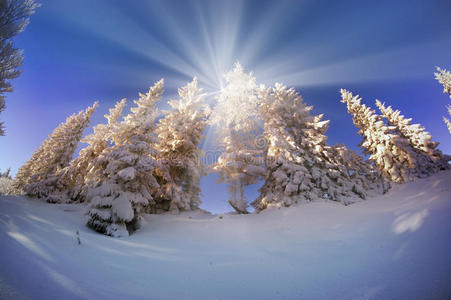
6, 64, 451, 237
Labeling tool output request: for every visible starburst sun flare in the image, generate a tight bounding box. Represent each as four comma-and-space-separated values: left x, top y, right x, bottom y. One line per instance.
1, 0, 451, 214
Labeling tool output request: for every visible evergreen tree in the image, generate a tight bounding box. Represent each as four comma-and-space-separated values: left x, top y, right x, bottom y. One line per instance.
376, 100, 449, 174
444, 110, 451, 134
329, 144, 390, 197
340, 89, 421, 183
14, 103, 97, 191
45, 99, 127, 203
13, 139, 44, 192
435, 67, 451, 98
210, 63, 265, 214
0, 167, 11, 179
0, 167, 14, 195
19, 102, 98, 197
252, 84, 387, 212
156, 78, 210, 213
0, 0, 39, 135
86, 80, 163, 237
434, 67, 451, 134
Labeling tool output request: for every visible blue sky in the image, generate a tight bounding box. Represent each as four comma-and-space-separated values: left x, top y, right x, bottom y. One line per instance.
1, 0, 451, 213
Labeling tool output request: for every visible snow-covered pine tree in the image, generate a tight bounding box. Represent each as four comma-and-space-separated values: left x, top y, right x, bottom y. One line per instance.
252, 84, 387, 212
435, 67, 451, 98
13, 141, 45, 192
210, 63, 265, 214
0, 167, 11, 179
45, 99, 127, 203
444, 110, 451, 134
155, 78, 210, 213
14, 102, 98, 195
434, 67, 451, 134
340, 89, 422, 183
0, 167, 14, 195
0, 0, 39, 135
375, 100, 449, 174
329, 144, 391, 197
86, 80, 163, 237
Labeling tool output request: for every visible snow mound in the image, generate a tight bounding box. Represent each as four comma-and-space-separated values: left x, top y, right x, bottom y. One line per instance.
1, 171, 451, 299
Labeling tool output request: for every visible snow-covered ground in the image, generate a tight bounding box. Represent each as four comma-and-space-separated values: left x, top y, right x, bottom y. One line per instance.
1, 171, 451, 300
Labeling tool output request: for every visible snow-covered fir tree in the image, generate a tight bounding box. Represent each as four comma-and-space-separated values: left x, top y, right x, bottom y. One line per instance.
375, 100, 449, 174
0, 167, 11, 179
329, 144, 391, 197
444, 109, 451, 134
340, 89, 424, 183
252, 84, 388, 212
85, 80, 163, 237
155, 78, 210, 213
13, 141, 45, 192
435, 67, 451, 98
44, 99, 127, 203
14, 102, 98, 196
434, 66, 451, 134
0, 0, 39, 135
210, 63, 265, 214
0, 167, 14, 195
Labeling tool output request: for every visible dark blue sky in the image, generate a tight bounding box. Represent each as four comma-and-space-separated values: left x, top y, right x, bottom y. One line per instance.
1, 0, 451, 213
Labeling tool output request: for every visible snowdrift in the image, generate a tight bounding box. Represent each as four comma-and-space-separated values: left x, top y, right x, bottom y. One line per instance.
1, 171, 451, 299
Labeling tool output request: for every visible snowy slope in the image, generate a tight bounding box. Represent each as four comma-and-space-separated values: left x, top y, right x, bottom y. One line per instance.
1, 171, 451, 300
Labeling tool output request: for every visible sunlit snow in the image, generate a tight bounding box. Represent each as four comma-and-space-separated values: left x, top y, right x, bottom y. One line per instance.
1, 171, 451, 299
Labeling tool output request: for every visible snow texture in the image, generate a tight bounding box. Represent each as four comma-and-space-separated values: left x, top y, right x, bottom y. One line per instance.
1, 170, 451, 299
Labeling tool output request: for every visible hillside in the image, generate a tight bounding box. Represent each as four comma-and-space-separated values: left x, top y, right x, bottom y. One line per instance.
1, 171, 451, 299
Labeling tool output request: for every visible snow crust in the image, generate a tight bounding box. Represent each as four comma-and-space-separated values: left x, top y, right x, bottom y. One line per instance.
1, 170, 451, 299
